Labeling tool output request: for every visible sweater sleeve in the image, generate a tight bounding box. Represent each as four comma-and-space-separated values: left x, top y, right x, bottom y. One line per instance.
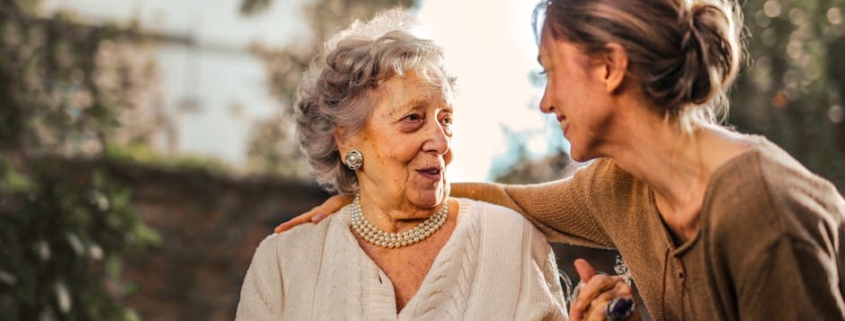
709, 148, 845, 320
235, 235, 284, 321
451, 160, 614, 248
734, 189, 845, 319
734, 236, 845, 320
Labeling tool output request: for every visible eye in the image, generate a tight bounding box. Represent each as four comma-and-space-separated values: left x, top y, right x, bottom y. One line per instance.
441, 114, 453, 125
404, 113, 423, 122
398, 112, 425, 132
440, 113, 453, 136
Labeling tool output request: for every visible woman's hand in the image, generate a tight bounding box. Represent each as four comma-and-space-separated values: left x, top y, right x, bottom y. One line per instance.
569, 259, 640, 321
274, 194, 354, 233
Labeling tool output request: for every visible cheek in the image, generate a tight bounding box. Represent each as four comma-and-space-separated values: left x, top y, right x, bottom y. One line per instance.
373, 138, 416, 169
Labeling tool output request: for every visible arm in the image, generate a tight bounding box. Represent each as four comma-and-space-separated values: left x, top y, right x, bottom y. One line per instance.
732, 235, 845, 320
452, 161, 614, 248
235, 236, 284, 320
274, 194, 353, 233
278, 161, 616, 248
714, 153, 845, 319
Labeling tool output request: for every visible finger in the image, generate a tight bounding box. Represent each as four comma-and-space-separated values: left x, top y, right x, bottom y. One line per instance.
309, 194, 353, 224
585, 297, 610, 321
612, 280, 634, 298
570, 259, 597, 321
274, 195, 354, 233
586, 287, 634, 321
274, 211, 318, 233
326, 194, 354, 212
574, 258, 596, 282
582, 290, 618, 321
569, 282, 584, 321
572, 274, 623, 316
596, 283, 637, 321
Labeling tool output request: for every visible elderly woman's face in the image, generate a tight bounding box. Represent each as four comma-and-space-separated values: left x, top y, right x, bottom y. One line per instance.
344, 70, 453, 211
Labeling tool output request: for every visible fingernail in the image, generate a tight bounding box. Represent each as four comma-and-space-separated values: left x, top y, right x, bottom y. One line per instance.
311, 213, 324, 222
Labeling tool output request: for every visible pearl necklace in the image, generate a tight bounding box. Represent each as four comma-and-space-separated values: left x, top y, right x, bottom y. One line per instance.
350, 194, 448, 248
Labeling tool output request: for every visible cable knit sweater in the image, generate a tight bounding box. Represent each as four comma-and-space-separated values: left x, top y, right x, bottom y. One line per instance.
454, 136, 845, 320
235, 198, 568, 321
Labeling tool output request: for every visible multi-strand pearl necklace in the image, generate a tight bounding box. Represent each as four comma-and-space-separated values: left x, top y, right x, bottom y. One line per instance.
350, 194, 448, 249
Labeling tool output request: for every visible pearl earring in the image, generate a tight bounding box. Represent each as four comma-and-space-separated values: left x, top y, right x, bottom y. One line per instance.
344, 149, 363, 170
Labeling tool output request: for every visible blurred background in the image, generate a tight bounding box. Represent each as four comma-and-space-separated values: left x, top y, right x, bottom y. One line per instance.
0, 0, 843, 320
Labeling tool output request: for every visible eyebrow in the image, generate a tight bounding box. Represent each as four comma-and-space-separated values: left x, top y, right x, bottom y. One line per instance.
388, 97, 427, 117
392, 96, 452, 116
400, 97, 429, 110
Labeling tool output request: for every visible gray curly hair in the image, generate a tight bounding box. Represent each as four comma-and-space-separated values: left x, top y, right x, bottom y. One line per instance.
295, 9, 456, 194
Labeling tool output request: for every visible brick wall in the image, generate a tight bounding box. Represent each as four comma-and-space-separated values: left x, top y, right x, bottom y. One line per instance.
102, 162, 328, 321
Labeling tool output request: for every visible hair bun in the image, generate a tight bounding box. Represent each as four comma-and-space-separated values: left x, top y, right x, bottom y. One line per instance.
669, 3, 740, 112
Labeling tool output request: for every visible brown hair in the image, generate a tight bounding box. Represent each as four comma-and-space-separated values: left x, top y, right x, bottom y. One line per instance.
535, 0, 744, 129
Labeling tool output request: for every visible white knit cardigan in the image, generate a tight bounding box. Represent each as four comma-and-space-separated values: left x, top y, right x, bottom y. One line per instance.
235, 198, 568, 320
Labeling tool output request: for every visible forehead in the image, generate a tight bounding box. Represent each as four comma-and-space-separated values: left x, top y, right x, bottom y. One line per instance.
538, 27, 556, 64
538, 29, 589, 67
374, 71, 453, 114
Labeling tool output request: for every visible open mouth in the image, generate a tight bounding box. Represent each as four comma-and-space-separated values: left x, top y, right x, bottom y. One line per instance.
417, 166, 443, 179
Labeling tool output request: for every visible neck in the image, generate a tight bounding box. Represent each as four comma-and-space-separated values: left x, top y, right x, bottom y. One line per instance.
356, 193, 444, 233
617, 121, 753, 242
608, 117, 737, 242
351, 194, 449, 249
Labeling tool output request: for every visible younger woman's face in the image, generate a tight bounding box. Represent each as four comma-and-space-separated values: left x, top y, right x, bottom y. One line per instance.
537, 27, 617, 162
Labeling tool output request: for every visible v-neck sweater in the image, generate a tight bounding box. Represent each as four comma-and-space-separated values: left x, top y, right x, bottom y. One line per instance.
235, 198, 568, 320
454, 136, 845, 320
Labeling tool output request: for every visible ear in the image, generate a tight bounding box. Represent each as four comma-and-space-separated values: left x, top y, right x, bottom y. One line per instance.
334, 126, 349, 153
601, 43, 628, 94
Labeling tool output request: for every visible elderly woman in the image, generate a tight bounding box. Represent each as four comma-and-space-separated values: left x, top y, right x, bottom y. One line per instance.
235, 10, 568, 320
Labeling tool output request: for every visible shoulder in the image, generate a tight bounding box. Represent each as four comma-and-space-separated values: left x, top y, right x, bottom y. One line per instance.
457, 198, 550, 248
458, 198, 533, 227
252, 210, 344, 262
705, 137, 845, 245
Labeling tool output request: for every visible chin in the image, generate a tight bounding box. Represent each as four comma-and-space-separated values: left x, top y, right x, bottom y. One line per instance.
411, 186, 447, 209
569, 147, 596, 163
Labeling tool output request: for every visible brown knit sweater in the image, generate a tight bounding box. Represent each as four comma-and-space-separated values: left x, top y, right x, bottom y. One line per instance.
453, 136, 845, 320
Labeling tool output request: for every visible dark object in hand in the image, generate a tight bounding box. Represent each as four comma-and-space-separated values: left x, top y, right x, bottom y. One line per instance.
605, 297, 635, 321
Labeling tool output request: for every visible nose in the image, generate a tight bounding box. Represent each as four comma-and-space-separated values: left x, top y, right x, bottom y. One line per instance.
539, 89, 554, 114
422, 120, 450, 156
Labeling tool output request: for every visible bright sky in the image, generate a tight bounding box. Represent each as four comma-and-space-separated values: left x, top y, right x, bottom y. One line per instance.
41, 0, 563, 182
417, 0, 556, 182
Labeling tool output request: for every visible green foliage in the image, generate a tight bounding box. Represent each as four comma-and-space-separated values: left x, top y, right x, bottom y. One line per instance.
730, 0, 845, 191
103, 143, 233, 174
0, 0, 162, 319
0, 0, 161, 156
0, 157, 160, 320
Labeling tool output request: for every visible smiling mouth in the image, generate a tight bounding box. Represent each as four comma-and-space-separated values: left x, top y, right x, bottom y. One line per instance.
417, 166, 443, 179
